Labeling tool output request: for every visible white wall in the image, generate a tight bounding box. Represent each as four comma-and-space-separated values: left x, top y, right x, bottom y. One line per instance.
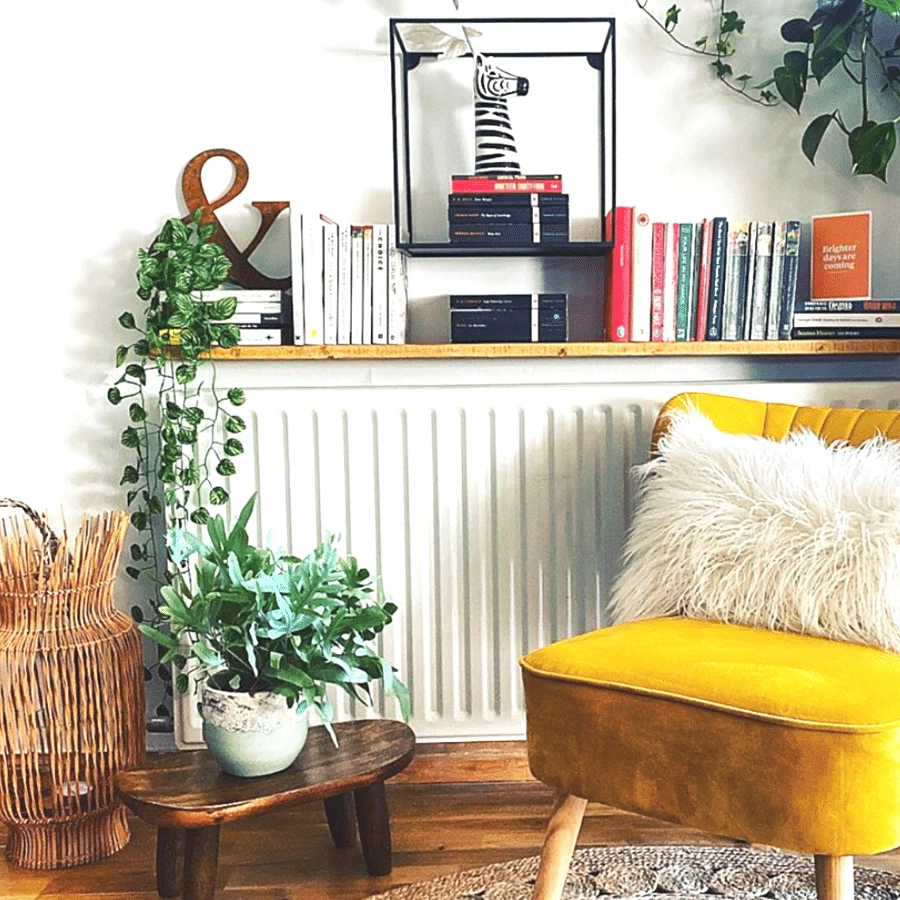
0, 0, 897, 729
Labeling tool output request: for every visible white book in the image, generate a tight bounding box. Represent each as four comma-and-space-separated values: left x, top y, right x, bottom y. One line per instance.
372, 224, 388, 344
235, 328, 283, 346
766, 221, 787, 340
337, 224, 352, 344
350, 226, 364, 345
228, 312, 284, 325
200, 289, 282, 305
302, 214, 324, 345
662, 222, 678, 342
362, 225, 373, 344
387, 224, 407, 345
322, 221, 338, 345
630, 211, 652, 341
288, 209, 304, 345
794, 312, 900, 327
749, 222, 772, 341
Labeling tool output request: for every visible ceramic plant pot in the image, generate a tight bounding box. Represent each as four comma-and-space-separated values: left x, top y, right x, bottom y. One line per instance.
199, 685, 309, 778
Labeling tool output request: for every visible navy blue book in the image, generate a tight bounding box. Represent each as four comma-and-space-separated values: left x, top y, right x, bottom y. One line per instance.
791, 328, 900, 339
451, 309, 567, 342
448, 193, 569, 207
449, 208, 570, 225
704, 217, 728, 340
450, 293, 567, 310
451, 224, 568, 242
794, 299, 900, 313
777, 221, 801, 340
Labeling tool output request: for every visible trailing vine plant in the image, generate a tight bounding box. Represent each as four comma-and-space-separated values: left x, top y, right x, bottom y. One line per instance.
108, 210, 246, 613
635, 0, 900, 180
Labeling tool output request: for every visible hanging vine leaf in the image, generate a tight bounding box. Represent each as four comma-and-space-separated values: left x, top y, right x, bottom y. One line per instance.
802, 112, 837, 163
850, 121, 898, 180
781, 18, 814, 42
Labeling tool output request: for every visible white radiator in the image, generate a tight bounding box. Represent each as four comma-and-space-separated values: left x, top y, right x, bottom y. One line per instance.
174, 376, 900, 747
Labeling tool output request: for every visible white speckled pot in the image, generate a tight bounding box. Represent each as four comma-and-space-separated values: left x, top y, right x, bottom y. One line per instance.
199, 685, 309, 778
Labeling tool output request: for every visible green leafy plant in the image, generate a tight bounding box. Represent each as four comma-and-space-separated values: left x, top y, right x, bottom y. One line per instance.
139, 495, 410, 739
108, 211, 246, 601
635, 0, 900, 179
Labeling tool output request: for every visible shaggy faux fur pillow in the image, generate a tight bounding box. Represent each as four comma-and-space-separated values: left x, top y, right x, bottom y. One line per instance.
610, 409, 900, 653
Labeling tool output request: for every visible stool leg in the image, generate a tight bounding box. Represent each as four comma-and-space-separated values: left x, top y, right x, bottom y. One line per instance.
183, 825, 221, 900
532, 793, 587, 900
324, 792, 357, 849
814, 855, 853, 900
156, 827, 186, 898
354, 780, 392, 876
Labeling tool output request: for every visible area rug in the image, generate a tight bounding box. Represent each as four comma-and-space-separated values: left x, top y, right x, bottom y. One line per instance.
366, 845, 900, 899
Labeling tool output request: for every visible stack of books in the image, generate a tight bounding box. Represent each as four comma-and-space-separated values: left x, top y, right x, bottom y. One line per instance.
290, 213, 409, 346
604, 207, 802, 343
450, 294, 568, 343
199, 289, 287, 346
448, 175, 569, 247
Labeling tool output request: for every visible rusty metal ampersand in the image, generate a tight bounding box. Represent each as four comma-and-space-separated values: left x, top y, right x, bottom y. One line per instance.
181, 148, 290, 291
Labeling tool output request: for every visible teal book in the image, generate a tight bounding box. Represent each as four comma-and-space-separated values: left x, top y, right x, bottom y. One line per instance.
675, 224, 694, 341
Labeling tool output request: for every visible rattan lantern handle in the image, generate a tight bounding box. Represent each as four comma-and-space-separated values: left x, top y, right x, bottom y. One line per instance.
0, 498, 61, 563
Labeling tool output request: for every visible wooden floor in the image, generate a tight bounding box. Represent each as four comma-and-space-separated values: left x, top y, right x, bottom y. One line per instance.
3, 778, 900, 898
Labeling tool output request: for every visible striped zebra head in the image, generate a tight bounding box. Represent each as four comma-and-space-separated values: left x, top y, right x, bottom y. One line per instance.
474, 54, 529, 100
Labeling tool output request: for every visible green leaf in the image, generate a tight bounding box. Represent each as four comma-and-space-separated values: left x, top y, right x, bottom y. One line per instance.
216, 458, 236, 477
139, 623, 179, 650
116, 345, 129, 367
774, 65, 805, 112
166, 402, 182, 420
209, 486, 229, 506
664, 4, 680, 31
175, 673, 189, 693
217, 325, 242, 349
850, 121, 897, 181
119, 311, 137, 330
192, 642, 223, 668
183, 407, 204, 425
227, 388, 246, 406
211, 297, 238, 320
130, 605, 144, 623
863, 0, 900, 17
121, 427, 140, 448
175, 362, 197, 384
781, 17, 814, 43
802, 113, 836, 164
783, 50, 808, 78
120, 465, 140, 485
190, 506, 211, 525
129, 403, 147, 423
131, 510, 148, 531
223, 438, 244, 457
125, 363, 147, 385
107, 387, 122, 405
126, 565, 140, 580
225, 415, 246, 434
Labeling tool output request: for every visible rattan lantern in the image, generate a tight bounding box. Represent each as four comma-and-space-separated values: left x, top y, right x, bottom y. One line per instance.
0, 501, 145, 869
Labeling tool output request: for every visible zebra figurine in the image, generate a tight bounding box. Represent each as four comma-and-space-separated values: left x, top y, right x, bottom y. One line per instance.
473, 54, 529, 176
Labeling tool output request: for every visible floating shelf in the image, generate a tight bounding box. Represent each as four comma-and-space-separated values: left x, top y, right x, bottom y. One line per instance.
208, 340, 900, 361
399, 242, 612, 258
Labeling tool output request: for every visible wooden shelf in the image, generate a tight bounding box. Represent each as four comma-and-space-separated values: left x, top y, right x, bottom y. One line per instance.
208, 340, 900, 361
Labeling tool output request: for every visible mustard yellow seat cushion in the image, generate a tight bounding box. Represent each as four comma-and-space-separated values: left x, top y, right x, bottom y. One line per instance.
521, 617, 900, 856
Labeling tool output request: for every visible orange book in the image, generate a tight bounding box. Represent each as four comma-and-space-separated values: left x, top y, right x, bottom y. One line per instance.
811, 211, 871, 301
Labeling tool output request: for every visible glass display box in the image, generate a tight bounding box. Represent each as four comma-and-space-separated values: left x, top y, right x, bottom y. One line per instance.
390, 17, 616, 257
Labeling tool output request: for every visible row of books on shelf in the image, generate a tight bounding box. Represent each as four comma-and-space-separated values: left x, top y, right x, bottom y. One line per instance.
448, 174, 570, 246
604, 207, 893, 343
449, 294, 568, 343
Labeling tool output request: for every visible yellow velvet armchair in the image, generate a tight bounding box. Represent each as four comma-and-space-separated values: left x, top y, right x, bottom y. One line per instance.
521, 392, 900, 900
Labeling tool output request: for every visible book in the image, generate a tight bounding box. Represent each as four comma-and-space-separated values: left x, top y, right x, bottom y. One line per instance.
450, 293, 567, 309
450, 177, 563, 194
199, 289, 282, 305
695, 219, 712, 342
705, 217, 728, 340
387, 224, 407, 345
687, 222, 703, 340
362, 225, 373, 344
322, 220, 338, 345
794, 313, 900, 327
663, 222, 679, 342
722, 222, 749, 341
350, 226, 364, 345
372, 224, 388, 344
650, 222, 666, 342
748, 222, 773, 340
449, 208, 569, 224
232, 328, 283, 346
742, 222, 758, 340
448, 193, 569, 207
791, 328, 900, 339
337, 224, 352, 344
795, 299, 900, 312
451, 308, 567, 343
227, 313, 284, 326
777, 221, 801, 340
450, 224, 568, 243
675, 223, 693, 342
766, 221, 787, 340
452, 173, 563, 182
288, 210, 305, 345
811, 211, 872, 302
604, 206, 634, 342
631, 211, 652, 342
302, 213, 324, 345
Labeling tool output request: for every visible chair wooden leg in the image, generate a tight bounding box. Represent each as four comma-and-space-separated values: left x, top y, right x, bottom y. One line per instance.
814, 855, 853, 900
532, 793, 587, 900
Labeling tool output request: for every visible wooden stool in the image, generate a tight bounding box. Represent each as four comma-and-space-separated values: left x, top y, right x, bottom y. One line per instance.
116, 719, 415, 900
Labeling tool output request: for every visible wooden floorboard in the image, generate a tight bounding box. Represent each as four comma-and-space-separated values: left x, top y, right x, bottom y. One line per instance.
2, 781, 899, 898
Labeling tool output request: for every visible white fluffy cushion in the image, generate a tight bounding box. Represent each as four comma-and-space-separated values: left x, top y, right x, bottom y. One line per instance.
610, 409, 900, 653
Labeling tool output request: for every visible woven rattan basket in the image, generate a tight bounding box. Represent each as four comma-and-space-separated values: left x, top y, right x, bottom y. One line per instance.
0, 500, 145, 869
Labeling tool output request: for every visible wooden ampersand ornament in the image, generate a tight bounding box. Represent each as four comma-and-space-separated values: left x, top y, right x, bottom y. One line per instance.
181, 148, 290, 291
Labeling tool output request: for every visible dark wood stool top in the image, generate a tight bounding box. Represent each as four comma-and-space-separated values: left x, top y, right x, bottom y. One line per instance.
115, 719, 415, 898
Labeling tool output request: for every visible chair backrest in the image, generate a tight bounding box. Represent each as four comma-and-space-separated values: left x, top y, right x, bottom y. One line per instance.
652, 392, 900, 454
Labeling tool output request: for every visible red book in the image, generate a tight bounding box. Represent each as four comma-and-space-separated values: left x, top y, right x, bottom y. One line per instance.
604, 206, 634, 342
451, 178, 563, 194
650, 222, 666, 342
695, 219, 713, 342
